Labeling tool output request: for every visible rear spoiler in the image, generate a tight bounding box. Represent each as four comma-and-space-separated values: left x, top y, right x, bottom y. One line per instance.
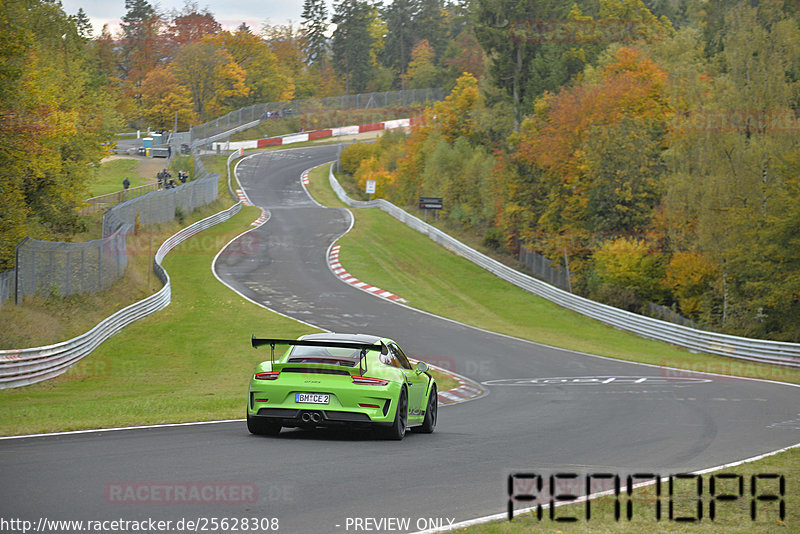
251, 337, 388, 376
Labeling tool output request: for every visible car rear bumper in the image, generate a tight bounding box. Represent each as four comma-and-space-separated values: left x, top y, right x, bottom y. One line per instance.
250, 407, 393, 428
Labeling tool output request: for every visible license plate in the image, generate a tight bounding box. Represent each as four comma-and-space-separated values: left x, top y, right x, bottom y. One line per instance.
296, 393, 329, 404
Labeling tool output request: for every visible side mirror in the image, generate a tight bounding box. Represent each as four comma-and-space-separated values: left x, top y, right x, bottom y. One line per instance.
416, 361, 429, 373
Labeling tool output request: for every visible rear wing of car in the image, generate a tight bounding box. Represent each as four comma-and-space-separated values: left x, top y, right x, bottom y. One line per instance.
251, 337, 388, 375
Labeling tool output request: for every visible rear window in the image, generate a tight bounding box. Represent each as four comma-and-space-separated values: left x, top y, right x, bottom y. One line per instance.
288, 345, 361, 359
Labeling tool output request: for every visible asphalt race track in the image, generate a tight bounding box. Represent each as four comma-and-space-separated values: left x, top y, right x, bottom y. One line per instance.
1, 145, 798, 533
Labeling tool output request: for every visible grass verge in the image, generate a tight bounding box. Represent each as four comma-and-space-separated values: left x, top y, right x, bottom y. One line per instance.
0, 205, 316, 435
305, 164, 800, 386
88, 158, 159, 197
1, 156, 234, 349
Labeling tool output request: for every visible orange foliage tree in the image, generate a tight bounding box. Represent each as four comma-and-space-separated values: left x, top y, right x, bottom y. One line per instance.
499, 46, 672, 259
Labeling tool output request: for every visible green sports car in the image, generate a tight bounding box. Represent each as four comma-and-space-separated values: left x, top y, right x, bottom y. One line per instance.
247, 333, 438, 440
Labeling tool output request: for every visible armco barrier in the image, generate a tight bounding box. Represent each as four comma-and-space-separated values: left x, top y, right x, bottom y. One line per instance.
328, 166, 800, 368
0, 147, 248, 389
214, 117, 413, 152
0, 201, 243, 389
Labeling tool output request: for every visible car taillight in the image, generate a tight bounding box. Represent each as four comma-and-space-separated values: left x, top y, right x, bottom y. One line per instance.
359, 403, 381, 409
254, 372, 280, 380
352, 376, 389, 386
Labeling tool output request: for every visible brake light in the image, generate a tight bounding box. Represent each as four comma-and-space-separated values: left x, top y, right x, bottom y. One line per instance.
255, 398, 269, 403
352, 376, 389, 386
254, 372, 280, 380
359, 403, 381, 409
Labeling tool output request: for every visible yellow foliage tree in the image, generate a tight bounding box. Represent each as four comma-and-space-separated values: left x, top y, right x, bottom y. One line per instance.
171, 38, 249, 119
403, 39, 438, 89
664, 251, 718, 319
140, 67, 198, 129
594, 237, 665, 302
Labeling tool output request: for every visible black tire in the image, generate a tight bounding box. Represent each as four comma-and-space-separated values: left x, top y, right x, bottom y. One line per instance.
384, 387, 408, 440
418, 384, 437, 434
247, 412, 281, 436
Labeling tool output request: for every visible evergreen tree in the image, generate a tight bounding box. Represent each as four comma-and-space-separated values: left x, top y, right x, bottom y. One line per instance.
301, 0, 329, 65
332, 0, 374, 93
382, 0, 418, 79
74, 8, 92, 39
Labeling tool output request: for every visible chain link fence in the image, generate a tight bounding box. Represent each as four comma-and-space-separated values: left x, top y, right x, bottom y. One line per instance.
2, 151, 220, 306
0, 270, 14, 304
13, 231, 128, 302
518, 245, 571, 291
189, 88, 444, 144
83, 183, 163, 215
101, 170, 219, 237
518, 244, 695, 328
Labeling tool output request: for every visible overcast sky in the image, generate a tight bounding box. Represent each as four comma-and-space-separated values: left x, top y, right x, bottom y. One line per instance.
60, 0, 329, 35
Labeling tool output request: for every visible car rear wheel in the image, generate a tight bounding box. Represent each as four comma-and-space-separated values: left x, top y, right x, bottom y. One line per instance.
418, 384, 437, 433
247, 412, 281, 436
384, 387, 407, 440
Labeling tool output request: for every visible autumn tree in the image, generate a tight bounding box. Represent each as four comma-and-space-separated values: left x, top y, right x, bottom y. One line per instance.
118, 0, 164, 112
164, 2, 221, 56
171, 39, 249, 119
660, 0, 800, 334
140, 67, 197, 129
217, 27, 292, 105
0, 0, 119, 269
506, 46, 671, 256
403, 40, 439, 89
262, 23, 306, 98
592, 237, 666, 309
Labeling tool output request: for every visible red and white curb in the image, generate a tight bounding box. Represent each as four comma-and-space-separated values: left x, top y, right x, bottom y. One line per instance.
328, 245, 407, 303
301, 170, 310, 185
251, 208, 269, 227
236, 189, 252, 206
407, 360, 486, 406
437, 381, 484, 405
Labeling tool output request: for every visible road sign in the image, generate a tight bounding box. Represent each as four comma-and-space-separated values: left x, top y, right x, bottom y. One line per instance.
366, 180, 376, 194
419, 197, 443, 210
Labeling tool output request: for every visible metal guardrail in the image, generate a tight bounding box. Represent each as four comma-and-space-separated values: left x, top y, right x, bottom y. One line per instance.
328, 166, 800, 368
0, 204, 242, 387
0, 202, 242, 389
0, 146, 249, 388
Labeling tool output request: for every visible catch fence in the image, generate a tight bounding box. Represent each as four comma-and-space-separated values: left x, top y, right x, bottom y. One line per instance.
189, 88, 444, 144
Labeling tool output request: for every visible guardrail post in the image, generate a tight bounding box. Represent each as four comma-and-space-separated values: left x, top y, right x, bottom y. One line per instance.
14, 238, 26, 304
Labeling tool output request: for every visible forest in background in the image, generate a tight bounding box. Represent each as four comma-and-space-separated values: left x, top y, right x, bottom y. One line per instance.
338, 0, 800, 342
0, 0, 476, 271
2, 0, 800, 341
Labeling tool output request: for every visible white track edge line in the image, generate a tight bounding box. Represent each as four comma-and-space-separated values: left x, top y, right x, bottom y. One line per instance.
0, 419, 245, 441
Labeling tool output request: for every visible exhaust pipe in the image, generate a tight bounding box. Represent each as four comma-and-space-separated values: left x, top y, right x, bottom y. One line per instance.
311, 412, 322, 423
301, 413, 311, 423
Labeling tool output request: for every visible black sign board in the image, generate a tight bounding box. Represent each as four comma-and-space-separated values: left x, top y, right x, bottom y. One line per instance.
419, 197, 443, 210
